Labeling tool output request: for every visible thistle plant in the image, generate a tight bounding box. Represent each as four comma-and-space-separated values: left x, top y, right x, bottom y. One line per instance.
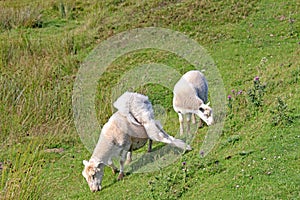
270, 97, 295, 127
247, 76, 266, 109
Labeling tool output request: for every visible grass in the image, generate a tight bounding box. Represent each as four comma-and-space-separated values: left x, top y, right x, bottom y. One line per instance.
0, 0, 299, 199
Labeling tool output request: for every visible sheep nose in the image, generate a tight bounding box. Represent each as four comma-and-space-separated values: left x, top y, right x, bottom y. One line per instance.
90, 186, 100, 192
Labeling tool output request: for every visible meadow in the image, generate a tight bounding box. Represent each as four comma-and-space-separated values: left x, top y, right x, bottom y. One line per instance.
0, 0, 299, 199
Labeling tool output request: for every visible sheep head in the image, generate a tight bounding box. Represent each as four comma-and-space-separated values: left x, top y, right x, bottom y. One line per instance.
82, 160, 104, 192
196, 102, 214, 125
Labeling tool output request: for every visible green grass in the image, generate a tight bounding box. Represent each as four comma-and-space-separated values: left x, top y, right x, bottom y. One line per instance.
0, 0, 299, 199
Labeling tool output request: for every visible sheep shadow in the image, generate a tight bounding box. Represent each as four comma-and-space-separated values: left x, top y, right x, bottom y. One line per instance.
125, 136, 192, 174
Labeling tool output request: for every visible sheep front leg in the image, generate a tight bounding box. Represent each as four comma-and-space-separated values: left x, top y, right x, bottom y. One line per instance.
192, 114, 203, 129
198, 119, 203, 128
117, 150, 127, 180
192, 113, 196, 124
186, 113, 192, 134
107, 159, 119, 174
178, 112, 184, 135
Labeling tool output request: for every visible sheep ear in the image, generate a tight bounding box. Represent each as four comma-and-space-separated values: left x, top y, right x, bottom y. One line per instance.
199, 103, 206, 110
200, 103, 210, 110
83, 160, 89, 166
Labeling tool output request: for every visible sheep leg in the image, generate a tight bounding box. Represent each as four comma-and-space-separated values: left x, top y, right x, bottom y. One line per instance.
178, 112, 184, 135
192, 113, 197, 124
125, 145, 133, 165
107, 159, 119, 174
117, 150, 127, 180
191, 113, 203, 128
186, 113, 192, 134
198, 119, 203, 128
147, 139, 153, 152
125, 151, 132, 165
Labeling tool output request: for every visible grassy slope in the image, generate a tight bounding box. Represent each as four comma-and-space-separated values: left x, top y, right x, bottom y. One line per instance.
0, 0, 299, 199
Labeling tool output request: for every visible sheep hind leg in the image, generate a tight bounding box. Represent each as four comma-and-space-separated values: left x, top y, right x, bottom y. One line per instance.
125, 145, 133, 165
147, 139, 153, 152
117, 150, 128, 180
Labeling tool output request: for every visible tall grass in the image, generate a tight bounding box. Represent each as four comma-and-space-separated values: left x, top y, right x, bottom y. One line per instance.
0, 1, 94, 196
0, 32, 77, 142
0, 6, 43, 30
0, 140, 47, 200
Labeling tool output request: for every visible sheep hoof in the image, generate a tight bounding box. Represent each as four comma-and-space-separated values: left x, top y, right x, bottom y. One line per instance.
117, 172, 124, 180
186, 145, 192, 151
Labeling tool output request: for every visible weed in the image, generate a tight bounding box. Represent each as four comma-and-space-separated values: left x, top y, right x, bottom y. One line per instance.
146, 160, 193, 200
227, 95, 233, 113
227, 76, 266, 120
225, 74, 270, 136
289, 67, 299, 84
225, 83, 252, 133
270, 97, 295, 127
247, 76, 266, 109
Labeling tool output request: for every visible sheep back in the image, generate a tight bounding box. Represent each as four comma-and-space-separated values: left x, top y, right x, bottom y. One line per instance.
113, 92, 155, 124
182, 70, 208, 103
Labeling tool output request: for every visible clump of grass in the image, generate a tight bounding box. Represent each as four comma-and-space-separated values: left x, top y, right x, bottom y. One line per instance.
50, 0, 90, 20
226, 73, 296, 131
235, 77, 266, 113
0, 141, 47, 200
289, 67, 299, 84
225, 75, 267, 133
0, 6, 43, 30
146, 161, 191, 199
226, 90, 247, 133
270, 97, 295, 127
59, 1, 66, 18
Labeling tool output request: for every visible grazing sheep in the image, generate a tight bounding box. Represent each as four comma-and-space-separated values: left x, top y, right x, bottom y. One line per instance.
82, 92, 191, 192
173, 70, 214, 135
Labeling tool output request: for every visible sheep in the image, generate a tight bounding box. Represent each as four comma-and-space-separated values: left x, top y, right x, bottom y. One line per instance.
82, 92, 191, 192
173, 70, 214, 135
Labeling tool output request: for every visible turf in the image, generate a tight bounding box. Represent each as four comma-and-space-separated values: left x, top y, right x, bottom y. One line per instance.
0, 0, 299, 199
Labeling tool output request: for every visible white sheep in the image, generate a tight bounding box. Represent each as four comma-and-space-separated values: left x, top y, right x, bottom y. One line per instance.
82, 92, 191, 192
173, 70, 214, 135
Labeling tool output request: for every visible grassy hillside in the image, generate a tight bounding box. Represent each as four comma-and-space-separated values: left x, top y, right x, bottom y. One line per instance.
0, 0, 299, 199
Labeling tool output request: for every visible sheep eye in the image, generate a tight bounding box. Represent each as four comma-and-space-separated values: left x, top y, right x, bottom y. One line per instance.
199, 107, 205, 112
